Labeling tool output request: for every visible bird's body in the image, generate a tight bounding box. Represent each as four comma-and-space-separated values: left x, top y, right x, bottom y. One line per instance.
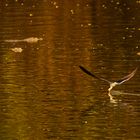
79, 65, 138, 102
108, 82, 118, 91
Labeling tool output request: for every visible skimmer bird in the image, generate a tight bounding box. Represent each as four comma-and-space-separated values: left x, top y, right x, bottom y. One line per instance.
79, 66, 138, 102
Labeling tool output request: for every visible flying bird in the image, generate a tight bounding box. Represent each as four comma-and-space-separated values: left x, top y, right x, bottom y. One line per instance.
79, 65, 138, 102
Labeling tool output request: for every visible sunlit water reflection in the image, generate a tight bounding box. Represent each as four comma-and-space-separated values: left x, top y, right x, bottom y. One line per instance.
0, 0, 139, 140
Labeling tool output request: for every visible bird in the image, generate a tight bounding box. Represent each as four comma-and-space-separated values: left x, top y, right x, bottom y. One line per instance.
79, 65, 138, 102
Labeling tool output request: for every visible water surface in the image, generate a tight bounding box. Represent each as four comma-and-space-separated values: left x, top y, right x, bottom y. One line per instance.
0, 0, 139, 140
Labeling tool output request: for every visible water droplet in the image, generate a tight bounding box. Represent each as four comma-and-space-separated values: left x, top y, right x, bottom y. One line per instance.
29, 13, 33, 17
70, 9, 74, 14
53, 2, 57, 5
84, 121, 88, 124
88, 23, 91, 26
116, 2, 120, 5
136, 0, 140, 4
137, 52, 140, 56
76, 3, 80, 7
102, 4, 107, 9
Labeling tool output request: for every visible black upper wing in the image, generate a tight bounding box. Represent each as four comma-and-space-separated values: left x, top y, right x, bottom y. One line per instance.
79, 66, 111, 83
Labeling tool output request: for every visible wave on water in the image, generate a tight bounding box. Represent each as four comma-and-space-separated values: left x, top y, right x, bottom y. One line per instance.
111, 90, 140, 96
4, 37, 43, 43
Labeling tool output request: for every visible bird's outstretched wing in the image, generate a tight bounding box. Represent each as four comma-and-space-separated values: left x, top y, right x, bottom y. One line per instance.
79, 66, 111, 83
116, 67, 138, 84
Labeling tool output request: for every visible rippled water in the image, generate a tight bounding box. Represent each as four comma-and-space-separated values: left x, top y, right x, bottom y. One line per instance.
0, 1, 139, 140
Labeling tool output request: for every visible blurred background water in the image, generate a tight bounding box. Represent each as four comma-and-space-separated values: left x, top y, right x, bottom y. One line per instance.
0, 0, 139, 140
